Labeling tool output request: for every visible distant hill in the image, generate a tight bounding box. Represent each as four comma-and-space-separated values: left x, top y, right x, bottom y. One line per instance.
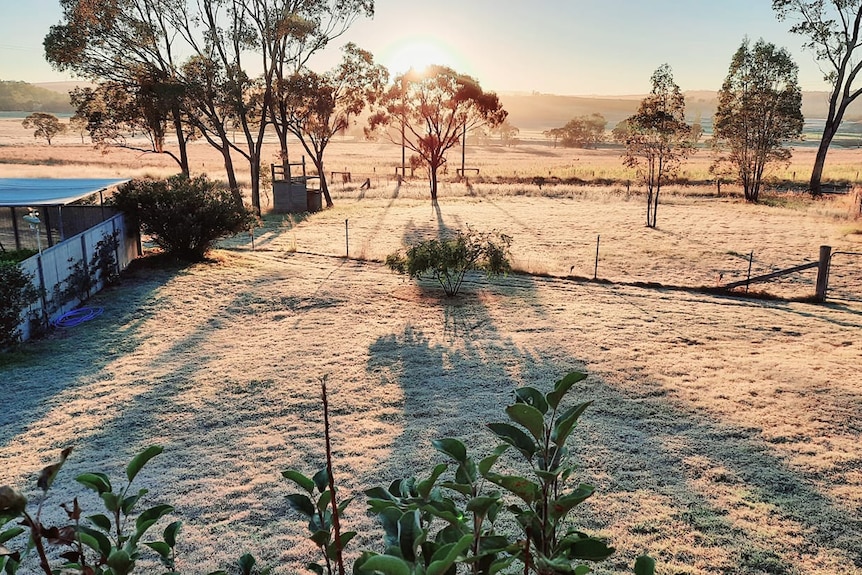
500, 90, 862, 132
0, 80, 74, 113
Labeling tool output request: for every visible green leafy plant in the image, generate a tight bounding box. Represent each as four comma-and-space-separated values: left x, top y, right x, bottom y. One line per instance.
0, 446, 179, 575
110, 174, 255, 262
286, 371, 655, 575
385, 227, 512, 296
0, 260, 39, 348
282, 378, 355, 575
89, 230, 121, 287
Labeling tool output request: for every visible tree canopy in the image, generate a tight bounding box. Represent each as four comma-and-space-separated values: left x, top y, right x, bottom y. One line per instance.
368, 65, 507, 204
713, 38, 803, 203
617, 64, 695, 228
773, 0, 862, 194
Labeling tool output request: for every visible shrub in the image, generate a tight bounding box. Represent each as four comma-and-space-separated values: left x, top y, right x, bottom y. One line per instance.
110, 175, 255, 262
284, 372, 656, 575
0, 446, 178, 575
0, 261, 39, 348
386, 227, 512, 296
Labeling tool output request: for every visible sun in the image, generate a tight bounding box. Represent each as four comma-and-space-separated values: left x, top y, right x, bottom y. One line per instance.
382, 37, 461, 76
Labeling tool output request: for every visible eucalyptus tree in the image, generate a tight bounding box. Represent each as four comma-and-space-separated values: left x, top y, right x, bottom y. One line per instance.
773, 0, 862, 195
278, 43, 387, 207
617, 64, 695, 228
44, 0, 192, 174
368, 65, 507, 205
713, 38, 804, 203
172, 0, 373, 214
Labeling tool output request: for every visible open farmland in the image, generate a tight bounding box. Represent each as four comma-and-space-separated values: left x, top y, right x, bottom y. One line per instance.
2, 127, 862, 574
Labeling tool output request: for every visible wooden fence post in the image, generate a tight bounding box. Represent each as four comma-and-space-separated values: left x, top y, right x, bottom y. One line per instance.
815, 245, 832, 302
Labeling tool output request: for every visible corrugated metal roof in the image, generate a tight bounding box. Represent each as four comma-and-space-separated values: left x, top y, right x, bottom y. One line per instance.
0, 178, 129, 207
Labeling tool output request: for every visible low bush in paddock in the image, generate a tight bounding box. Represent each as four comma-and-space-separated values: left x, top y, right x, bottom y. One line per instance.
110, 175, 255, 262
386, 227, 512, 296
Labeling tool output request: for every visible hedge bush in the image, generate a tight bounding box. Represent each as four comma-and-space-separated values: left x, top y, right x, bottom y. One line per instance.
110, 175, 254, 262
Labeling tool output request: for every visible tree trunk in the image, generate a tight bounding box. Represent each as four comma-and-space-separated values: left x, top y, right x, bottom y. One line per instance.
809, 124, 837, 196
315, 152, 334, 208
430, 164, 439, 205
171, 105, 190, 176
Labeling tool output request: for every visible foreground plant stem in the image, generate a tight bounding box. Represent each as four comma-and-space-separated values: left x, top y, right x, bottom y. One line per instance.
321, 377, 345, 575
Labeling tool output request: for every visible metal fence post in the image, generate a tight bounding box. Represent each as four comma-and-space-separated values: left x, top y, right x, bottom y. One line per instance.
815, 245, 832, 302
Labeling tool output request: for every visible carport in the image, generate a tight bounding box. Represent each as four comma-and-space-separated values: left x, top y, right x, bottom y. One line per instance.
0, 178, 129, 252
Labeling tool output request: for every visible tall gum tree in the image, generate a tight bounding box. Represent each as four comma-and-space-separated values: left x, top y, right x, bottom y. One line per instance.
773, 0, 862, 195
368, 65, 507, 205
712, 38, 804, 203
617, 64, 695, 228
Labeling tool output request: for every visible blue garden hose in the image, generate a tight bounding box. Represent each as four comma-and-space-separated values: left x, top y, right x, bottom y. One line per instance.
51, 307, 104, 328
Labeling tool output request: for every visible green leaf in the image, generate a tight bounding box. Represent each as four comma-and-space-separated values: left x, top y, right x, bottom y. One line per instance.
506, 404, 546, 443
514, 386, 548, 414
100, 492, 120, 512
465, 495, 500, 517
312, 469, 329, 493
163, 521, 181, 548
310, 530, 330, 546
0, 528, 24, 545
317, 490, 332, 513
432, 438, 467, 463
478, 444, 509, 476
135, 504, 173, 538
337, 496, 354, 515
77, 525, 112, 559
281, 470, 315, 494
365, 486, 398, 503
285, 494, 315, 518
87, 514, 112, 532
551, 401, 592, 447
339, 531, 357, 549
546, 372, 587, 410
575, 565, 591, 575
356, 554, 411, 575
76, 473, 112, 495
635, 554, 656, 575
107, 548, 133, 575
486, 423, 536, 459
307, 563, 324, 575
238, 553, 256, 575
126, 446, 163, 484
144, 541, 171, 558
121, 489, 148, 515
559, 535, 615, 561
454, 459, 478, 485
485, 474, 540, 505
398, 510, 424, 562
438, 481, 472, 496
549, 485, 595, 521
417, 463, 447, 499
426, 534, 473, 575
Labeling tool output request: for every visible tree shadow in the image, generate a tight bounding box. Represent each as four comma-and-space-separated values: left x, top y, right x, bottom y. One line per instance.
364, 278, 861, 573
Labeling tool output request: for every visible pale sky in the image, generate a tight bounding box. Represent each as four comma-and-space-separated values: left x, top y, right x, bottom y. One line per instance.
0, 0, 833, 95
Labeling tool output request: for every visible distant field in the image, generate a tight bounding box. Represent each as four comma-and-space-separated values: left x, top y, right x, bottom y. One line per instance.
1, 121, 861, 575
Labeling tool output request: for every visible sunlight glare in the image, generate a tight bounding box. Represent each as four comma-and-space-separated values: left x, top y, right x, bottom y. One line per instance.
383, 37, 461, 76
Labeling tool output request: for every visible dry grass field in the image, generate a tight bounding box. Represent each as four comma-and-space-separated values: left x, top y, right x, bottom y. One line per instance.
2, 119, 862, 575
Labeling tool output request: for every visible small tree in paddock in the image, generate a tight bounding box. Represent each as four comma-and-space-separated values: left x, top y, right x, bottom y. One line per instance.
713, 38, 803, 203
617, 64, 695, 228
21, 113, 65, 145
386, 227, 512, 297
368, 65, 507, 205
547, 113, 607, 148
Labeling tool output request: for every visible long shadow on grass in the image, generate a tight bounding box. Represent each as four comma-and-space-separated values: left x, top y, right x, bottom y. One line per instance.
364, 278, 861, 573
0, 260, 186, 453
